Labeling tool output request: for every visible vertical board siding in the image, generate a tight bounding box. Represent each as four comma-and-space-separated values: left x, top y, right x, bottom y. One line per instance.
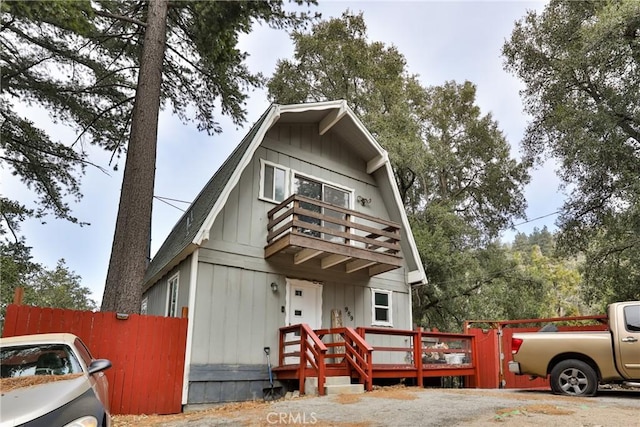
143, 257, 191, 317
2, 304, 187, 415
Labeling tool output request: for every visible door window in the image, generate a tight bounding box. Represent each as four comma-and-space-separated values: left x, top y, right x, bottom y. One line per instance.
624, 305, 640, 332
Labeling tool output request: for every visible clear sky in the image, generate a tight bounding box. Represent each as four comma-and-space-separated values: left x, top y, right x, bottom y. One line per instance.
6, 0, 560, 304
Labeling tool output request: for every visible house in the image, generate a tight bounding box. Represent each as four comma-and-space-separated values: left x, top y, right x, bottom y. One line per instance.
142, 100, 427, 405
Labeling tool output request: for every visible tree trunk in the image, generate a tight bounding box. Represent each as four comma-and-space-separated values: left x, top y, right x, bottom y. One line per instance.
101, 0, 168, 313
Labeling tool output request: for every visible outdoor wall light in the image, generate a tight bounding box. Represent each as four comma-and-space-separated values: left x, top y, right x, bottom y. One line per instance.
357, 195, 371, 207
270, 282, 279, 293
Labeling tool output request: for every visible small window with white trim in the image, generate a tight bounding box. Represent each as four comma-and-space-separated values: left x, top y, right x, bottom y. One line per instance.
371, 289, 392, 326
260, 160, 288, 203
167, 273, 179, 317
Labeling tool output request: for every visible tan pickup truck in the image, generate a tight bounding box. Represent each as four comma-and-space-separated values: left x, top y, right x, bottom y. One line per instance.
508, 300, 640, 396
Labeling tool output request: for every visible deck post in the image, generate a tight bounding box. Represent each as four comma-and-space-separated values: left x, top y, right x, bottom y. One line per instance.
299, 327, 306, 395
317, 346, 326, 396
278, 330, 285, 367
414, 328, 423, 387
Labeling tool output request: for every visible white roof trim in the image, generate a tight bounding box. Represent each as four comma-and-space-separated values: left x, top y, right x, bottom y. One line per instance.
319, 104, 347, 135
383, 161, 427, 285
191, 101, 426, 285
193, 105, 281, 245
367, 154, 388, 174
408, 269, 425, 285
278, 99, 348, 113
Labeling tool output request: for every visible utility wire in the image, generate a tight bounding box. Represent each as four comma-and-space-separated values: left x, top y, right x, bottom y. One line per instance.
154, 195, 186, 212
512, 211, 561, 228
154, 195, 191, 204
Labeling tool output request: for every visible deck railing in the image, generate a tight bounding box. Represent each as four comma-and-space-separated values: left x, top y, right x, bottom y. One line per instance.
267, 195, 401, 251
265, 195, 403, 276
315, 327, 374, 391
279, 323, 327, 395
356, 327, 477, 387
277, 324, 477, 394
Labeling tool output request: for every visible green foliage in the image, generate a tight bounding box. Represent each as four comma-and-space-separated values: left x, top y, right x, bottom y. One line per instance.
268, 12, 428, 204
0, 239, 39, 323
414, 81, 530, 240
1, 0, 317, 242
503, 0, 640, 304
1, 241, 96, 333
512, 226, 556, 259
2, 0, 318, 313
23, 259, 97, 311
268, 11, 532, 330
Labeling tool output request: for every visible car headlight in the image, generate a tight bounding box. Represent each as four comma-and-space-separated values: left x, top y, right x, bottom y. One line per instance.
63, 416, 99, 427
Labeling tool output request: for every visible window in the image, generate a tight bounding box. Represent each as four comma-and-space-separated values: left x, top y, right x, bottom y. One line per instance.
293, 173, 352, 241
1, 344, 83, 377
371, 289, 392, 326
260, 160, 288, 203
141, 297, 148, 315
624, 305, 640, 332
167, 274, 179, 317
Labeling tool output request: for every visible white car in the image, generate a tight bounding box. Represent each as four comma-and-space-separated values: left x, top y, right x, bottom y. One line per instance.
0, 333, 112, 427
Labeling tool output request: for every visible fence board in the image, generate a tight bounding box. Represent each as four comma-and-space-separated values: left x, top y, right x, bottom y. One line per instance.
2, 305, 187, 415
469, 321, 610, 390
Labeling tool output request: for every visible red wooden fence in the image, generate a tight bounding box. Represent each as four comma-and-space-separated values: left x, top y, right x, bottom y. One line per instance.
2, 304, 188, 415
467, 315, 608, 389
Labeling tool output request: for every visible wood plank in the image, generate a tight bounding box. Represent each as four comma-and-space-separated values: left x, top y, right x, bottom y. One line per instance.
294, 248, 323, 264
318, 107, 344, 135
345, 259, 376, 273
321, 254, 351, 269
267, 220, 294, 242
288, 234, 402, 266
264, 234, 292, 258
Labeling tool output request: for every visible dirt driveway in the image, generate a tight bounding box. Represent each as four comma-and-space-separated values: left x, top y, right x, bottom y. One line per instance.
113, 386, 640, 427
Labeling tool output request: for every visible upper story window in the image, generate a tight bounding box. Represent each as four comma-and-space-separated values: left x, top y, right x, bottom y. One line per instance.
167, 273, 179, 317
294, 174, 352, 241
259, 160, 353, 212
260, 160, 288, 203
371, 288, 393, 327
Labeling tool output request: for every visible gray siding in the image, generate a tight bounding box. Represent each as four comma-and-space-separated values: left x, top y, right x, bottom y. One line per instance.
143, 257, 191, 317
151, 122, 415, 404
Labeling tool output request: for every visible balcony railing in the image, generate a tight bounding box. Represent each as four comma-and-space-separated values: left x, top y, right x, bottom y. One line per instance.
264, 195, 402, 277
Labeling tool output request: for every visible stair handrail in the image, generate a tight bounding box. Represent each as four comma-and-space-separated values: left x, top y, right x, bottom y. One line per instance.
315, 327, 373, 391
343, 327, 373, 391
279, 323, 327, 395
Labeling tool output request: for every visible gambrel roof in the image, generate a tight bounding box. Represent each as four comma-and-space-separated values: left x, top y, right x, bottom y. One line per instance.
143, 100, 426, 289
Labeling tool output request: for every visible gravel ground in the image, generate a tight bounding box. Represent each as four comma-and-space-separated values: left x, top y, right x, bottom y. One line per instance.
113, 386, 640, 427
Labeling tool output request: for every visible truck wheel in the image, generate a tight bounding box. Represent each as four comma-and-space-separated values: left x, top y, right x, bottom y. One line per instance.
550, 359, 598, 396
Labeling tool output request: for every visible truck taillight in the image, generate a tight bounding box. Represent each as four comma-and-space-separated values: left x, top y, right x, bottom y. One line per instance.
511, 338, 523, 354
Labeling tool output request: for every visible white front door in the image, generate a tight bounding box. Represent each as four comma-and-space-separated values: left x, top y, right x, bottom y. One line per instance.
285, 279, 323, 364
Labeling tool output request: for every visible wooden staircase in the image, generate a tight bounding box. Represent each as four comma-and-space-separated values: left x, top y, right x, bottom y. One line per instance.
274, 324, 373, 395
274, 324, 479, 396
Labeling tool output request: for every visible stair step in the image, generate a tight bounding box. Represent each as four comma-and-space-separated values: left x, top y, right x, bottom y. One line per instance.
304, 376, 357, 395
325, 383, 364, 395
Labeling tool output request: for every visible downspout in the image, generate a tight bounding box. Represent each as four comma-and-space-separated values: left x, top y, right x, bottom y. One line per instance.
182, 248, 199, 404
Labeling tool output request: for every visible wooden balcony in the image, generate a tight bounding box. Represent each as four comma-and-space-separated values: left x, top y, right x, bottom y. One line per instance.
265, 195, 403, 277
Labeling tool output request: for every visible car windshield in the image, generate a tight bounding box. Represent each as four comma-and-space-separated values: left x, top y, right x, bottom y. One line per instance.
0, 344, 83, 378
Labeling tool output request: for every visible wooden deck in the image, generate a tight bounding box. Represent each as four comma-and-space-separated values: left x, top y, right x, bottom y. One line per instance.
274, 325, 478, 395
264, 195, 403, 277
